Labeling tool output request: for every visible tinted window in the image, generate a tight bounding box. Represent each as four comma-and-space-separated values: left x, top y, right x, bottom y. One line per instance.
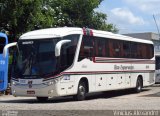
78, 35, 94, 61
60, 34, 79, 70
146, 44, 154, 59
13, 34, 80, 79
0, 37, 6, 53
108, 39, 123, 58
94, 37, 108, 57
130, 42, 138, 58
108, 40, 154, 59
78, 36, 154, 60
156, 56, 160, 70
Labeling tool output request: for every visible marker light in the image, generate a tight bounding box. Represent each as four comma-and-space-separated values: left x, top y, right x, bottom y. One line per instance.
83, 27, 87, 35
82, 28, 93, 36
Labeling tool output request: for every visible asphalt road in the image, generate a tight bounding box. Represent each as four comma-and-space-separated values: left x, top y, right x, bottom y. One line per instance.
0, 85, 160, 116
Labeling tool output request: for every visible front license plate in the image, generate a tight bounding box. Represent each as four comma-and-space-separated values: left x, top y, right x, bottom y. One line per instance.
27, 90, 35, 94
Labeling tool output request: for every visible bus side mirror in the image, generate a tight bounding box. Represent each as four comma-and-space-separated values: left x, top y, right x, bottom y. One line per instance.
3, 42, 17, 58
55, 40, 71, 57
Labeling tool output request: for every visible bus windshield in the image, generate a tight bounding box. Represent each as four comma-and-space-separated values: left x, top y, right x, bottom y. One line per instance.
12, 34, 80, 79
0, 37, 6, 54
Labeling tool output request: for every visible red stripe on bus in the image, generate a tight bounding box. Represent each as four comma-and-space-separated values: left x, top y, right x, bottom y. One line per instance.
44, 70, 155, 80
93, 57, 155, 64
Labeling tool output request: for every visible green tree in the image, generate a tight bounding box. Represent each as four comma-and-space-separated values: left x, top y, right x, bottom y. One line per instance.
48, 0, 118, 32
0, 0, 118, 40
0, 0, 55, 40
91, 12, 118, 33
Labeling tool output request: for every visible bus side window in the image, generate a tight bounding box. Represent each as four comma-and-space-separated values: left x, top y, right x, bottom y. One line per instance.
61, 34, 79, 69
115, 40, 123, 58
94, 37, 107, 57
130, 42, 138, 58
113, 41, 119, 57
109, 39, 122, 58
141, 44, 147, 59
78, 35, 94, 61
109, 40, 115, 57
156, 56, 160, 70
146, 44, 154, 59
0, 37, 6, 53
123, 41, 130, 58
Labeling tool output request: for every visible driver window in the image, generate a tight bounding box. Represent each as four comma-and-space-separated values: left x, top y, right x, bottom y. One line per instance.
78, 35, 94, 61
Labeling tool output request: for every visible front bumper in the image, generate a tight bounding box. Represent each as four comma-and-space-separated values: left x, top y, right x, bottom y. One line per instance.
11, 80, 58, 97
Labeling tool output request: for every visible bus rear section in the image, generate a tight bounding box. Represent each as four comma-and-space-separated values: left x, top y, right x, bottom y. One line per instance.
0, 33, 8, 91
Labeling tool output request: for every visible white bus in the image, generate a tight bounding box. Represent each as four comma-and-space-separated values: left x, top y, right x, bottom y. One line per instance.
3, 27, 155, 101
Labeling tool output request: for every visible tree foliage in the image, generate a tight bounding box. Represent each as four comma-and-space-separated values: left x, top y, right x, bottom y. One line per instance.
0, 0, 55, 39
0, 0, 118, 40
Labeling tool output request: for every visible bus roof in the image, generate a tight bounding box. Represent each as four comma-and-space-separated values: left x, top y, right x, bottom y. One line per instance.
20, 27, 82, 40
20, 27, 153, 44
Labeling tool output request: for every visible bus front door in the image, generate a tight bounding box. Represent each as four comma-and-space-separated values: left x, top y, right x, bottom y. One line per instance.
0, 33, 8, 91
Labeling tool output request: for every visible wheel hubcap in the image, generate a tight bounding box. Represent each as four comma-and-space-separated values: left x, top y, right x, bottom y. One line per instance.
137, 81, 141, 90
79, 86, 85, 95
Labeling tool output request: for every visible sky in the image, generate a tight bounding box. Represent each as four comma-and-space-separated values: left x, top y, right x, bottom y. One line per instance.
97, 0, 160, 34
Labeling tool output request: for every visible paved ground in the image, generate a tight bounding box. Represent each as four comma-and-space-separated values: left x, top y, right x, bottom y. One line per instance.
0, 85, 160, 116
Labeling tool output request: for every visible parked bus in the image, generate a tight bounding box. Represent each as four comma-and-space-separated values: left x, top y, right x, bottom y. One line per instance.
0, 32, 8, 91
3, 27, 155, 101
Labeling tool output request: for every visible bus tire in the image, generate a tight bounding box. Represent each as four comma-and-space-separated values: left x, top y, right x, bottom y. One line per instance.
74, 81, 87, 101
134, 77, 143, 93
36, 97, 48, 102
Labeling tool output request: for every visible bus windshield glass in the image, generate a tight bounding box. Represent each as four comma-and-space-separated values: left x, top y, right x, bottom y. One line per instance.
0, 37, 6, 53
12, 34, 80, 79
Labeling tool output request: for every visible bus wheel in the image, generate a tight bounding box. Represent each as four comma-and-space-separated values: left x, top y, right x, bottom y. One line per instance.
74, 81, 87, 101
135, 78, 143, 93
36, 97, 48, 102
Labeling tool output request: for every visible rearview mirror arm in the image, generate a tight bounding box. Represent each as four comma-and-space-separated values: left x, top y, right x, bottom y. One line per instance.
3, 42, 17, 58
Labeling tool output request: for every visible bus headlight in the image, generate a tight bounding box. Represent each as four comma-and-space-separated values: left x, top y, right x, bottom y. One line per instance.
54, 79, 58, 83
44, 81, 55, 86
48, 90, 54, 94
12, 81, 17, 85
48, 81, 54, 85
13, 90, 16, 93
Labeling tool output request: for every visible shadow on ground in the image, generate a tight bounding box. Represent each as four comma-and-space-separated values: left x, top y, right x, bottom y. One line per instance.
141, 92, 160, 97
0, 88, 151, 104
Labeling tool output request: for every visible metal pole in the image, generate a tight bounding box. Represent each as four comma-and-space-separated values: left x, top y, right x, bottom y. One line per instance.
153, 14, 160, 40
